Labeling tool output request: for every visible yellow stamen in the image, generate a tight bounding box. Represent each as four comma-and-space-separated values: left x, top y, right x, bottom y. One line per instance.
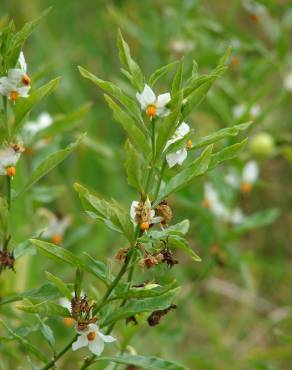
186, 140, 193, 150
6, 166, 16, 177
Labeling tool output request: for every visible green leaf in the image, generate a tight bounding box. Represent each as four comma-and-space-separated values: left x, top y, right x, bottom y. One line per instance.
78, 66, 143, 125
37, 316, 55, 350
124, 140, 144, 193
117, 30, 144, 90
0, 319, 47, 362
171, 59, 183, 96
75, 183, 134, 243
112, 281, 177, 300
30, 239, 83, 267
95, 355, 188, 370
208, 139, 247, 171
45, 272, 72, 301
6, 8, 52, 68
148, 61, 179, 87
13, 78, 60, 135
38, 102, 92, 138
168, 235, 201, 262
101, 288, 179, 327
104, 94, 150, 156
17, 301, 70, 317
0, 283, 62, 305
15, 137, 81, 198
157, 145, 212, 202
190, 122, 252, 151
75, 268, 83, 298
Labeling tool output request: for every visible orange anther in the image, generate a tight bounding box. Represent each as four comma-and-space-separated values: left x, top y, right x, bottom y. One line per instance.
63, 317, 74, 326
186, 140, 193, 150
140, 222, 150, 231
22, 74, 31, 86
6, 166, 16, 177
146, 105, 157, 118
52, 234, 63, 245
9, 91, 19, 101
203, 199, 210, 208
241, 181, 252, 193
87, 332, 96, 341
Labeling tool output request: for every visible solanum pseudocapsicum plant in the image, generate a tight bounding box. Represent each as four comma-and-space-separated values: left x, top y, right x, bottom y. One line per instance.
13, 30, 250, 370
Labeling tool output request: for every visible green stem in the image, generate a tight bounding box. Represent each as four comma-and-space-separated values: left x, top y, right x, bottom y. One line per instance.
154, 158, 166, 201
2, 97, 9, 136
6, 176, 11, 211
41, 335, 77, 370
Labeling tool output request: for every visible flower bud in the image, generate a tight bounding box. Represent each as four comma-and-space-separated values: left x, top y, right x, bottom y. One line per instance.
249, 132, 275, 158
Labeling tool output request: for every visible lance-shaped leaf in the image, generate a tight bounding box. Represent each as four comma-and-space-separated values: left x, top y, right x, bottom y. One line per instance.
148, 60, 178, 87
100, 288, 179, 327
6, 7, 52, 68
0, 283, 62, 305
13, 77, 60, 135
190, 121, 252, 151
15, 137, 82, 199
0, 319, 47, 362
168, 235, 201, 262
171, 58, 183, 96
208, 139, 247, 171
45, 272, 72, 301
17, 301, 70, 317
117, 29, 144, 90
78, 66, 143, 125
37, 102, 92, 138
156, 145, 212, 203
124, 140, 144, 193
104, 94, 150, 156
112, 281, 177, 300
94, 355, 189, 370
74, 183, 135, 243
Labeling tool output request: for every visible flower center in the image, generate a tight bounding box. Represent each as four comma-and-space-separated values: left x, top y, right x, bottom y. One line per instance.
22, 74, 31, 86
241, 181, 252, 193
146, 105, 157, 118
52, 234, 63, 244
6, 166, 16, 177
9, 91, 19, 101
87, 332, 96, 341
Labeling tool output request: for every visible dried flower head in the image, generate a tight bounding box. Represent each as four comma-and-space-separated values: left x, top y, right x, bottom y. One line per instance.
147, 304, 177, 326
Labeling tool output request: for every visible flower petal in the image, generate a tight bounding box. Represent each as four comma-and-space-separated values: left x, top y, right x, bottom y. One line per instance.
98, 332, 116, 343
136, 85, 156, 109
177, 122, 190, 137
156, 92, 171, 108
166, 149, 187, 168
88, 336, 104, 356
130, 201, 139, 222
242, 161, 259, 184
72, 334, 88, 351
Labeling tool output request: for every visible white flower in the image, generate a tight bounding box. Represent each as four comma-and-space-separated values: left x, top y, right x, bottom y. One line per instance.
284, 71, 292, 91
22, 112, 53, 147
136, 84, 171, 118
232, 103, 261, 119
130, 198, 162, 230
0, 52, 30, 101
37, 208, 71, 244
165, 122, 190, 168
170, 39, 194, 54
72, 324, 116, 356
225, 161, 259, 193
204, 183, 244, 224
0, 145, 22, 176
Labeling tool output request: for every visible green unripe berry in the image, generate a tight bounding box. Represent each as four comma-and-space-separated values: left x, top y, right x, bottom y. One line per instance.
249, 132, 275, 158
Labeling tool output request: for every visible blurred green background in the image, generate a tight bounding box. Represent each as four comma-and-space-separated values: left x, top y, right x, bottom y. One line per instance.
0, 0, 291, 369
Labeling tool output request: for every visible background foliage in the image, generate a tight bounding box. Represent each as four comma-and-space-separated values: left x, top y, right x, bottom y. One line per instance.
0, 0, 291, 369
